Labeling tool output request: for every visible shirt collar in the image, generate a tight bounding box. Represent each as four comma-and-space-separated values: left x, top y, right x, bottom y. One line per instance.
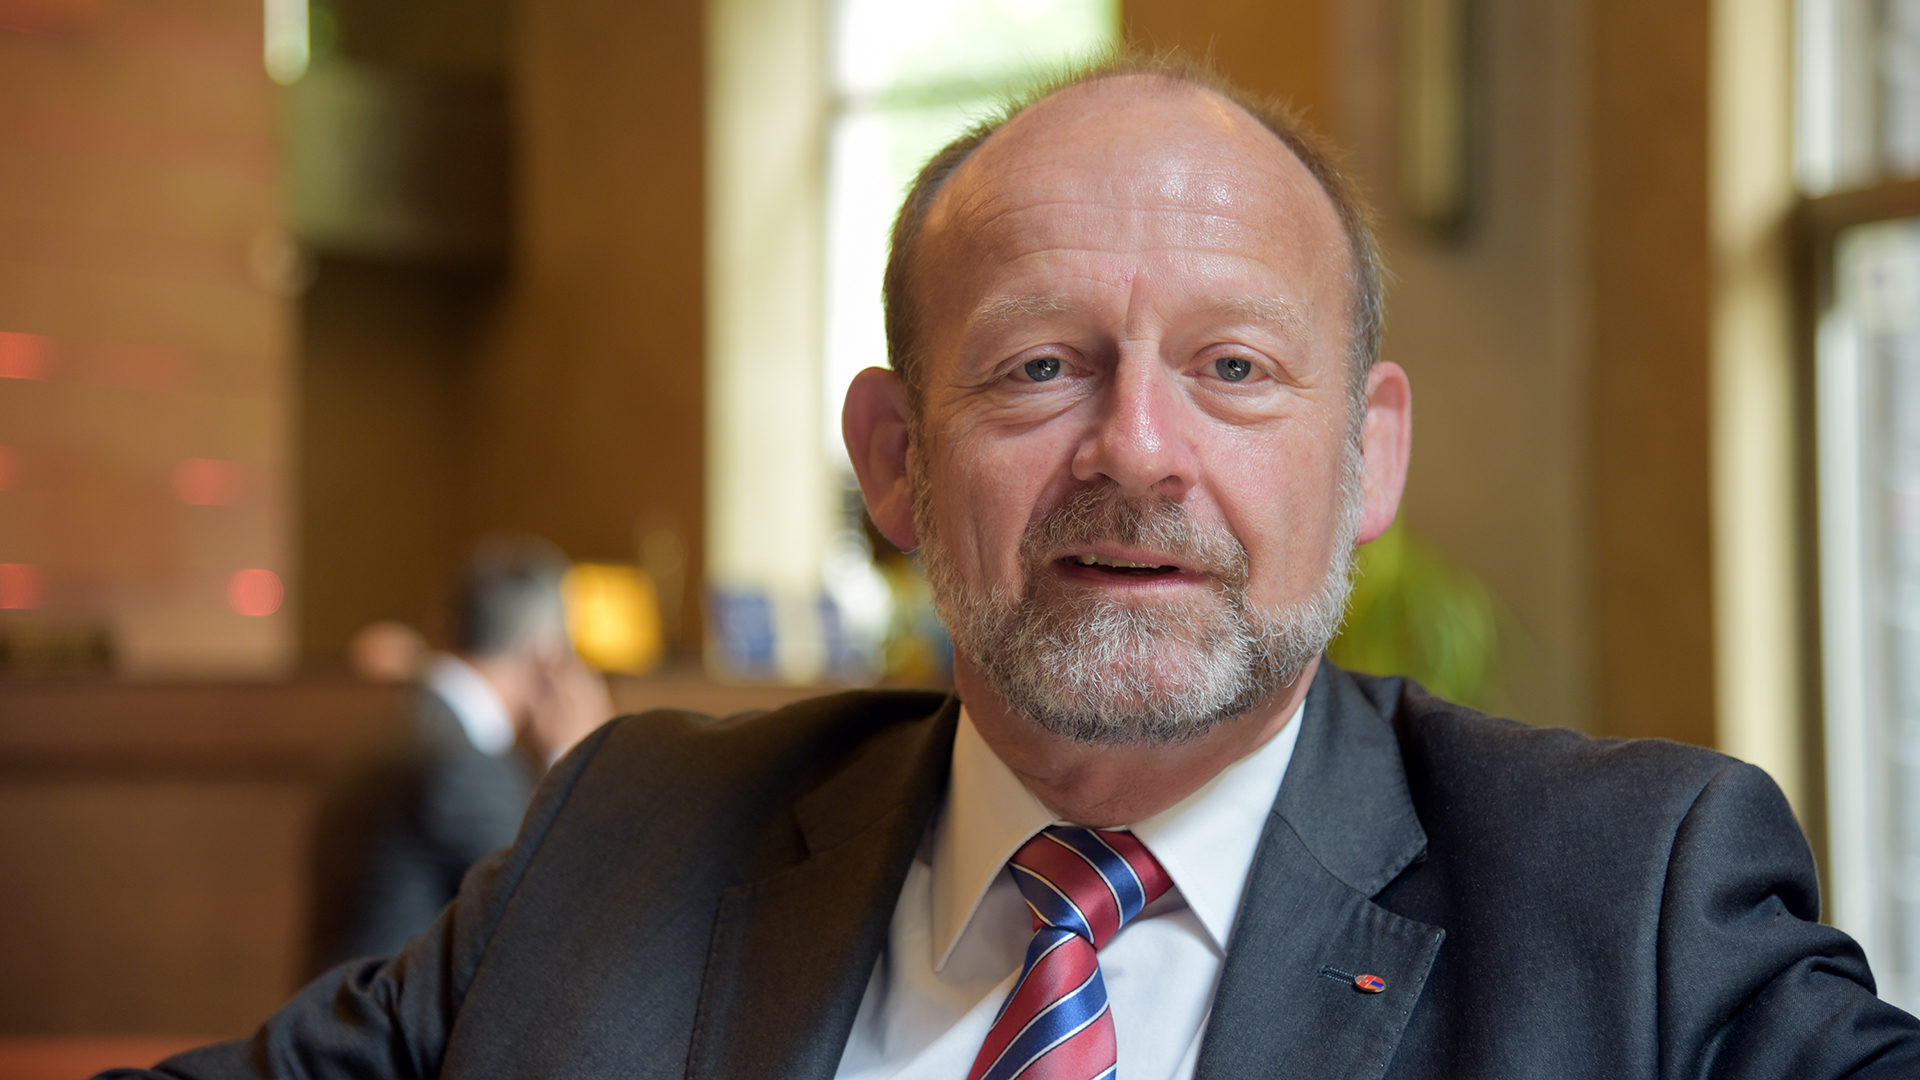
930, 698, 1305, 971
424, 653, 516, 757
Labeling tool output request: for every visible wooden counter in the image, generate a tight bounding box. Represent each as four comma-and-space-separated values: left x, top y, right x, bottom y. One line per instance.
0, 673, 840, 1036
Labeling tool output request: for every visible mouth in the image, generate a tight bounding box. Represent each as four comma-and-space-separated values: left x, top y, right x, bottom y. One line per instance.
1056, 550, 1190, 580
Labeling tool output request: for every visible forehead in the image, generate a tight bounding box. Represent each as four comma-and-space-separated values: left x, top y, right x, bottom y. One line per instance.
916, 78, 1349, 318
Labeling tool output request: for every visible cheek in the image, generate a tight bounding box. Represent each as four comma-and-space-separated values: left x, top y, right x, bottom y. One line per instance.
1214, 431, 1349, 599
934, 431, 1057, 575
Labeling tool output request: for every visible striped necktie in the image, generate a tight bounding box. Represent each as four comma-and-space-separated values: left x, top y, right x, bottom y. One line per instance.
966, 826, 1174, 1080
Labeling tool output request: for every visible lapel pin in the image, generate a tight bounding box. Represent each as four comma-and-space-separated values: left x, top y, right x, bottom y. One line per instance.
1353, 973, 1387, 994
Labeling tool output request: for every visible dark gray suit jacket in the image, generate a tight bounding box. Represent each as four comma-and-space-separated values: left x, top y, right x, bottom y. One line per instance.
307, 684, 534, 972
118, 665, 1920, 1078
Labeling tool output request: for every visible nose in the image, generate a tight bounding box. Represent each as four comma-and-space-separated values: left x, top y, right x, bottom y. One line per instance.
1070, 359, 1199, 499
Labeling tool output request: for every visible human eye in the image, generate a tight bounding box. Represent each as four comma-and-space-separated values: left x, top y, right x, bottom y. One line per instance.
1019, 355, 1064, 382
992, 345, 1092, 393
1187, 345, 1290, 401
1213, 356, 1255, 382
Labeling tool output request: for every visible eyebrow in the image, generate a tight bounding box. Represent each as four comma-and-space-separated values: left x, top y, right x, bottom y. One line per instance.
968, 294, 1076, 328
1206, 295, 1306, 335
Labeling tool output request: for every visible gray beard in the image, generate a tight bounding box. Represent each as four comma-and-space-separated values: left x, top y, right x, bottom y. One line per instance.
914, 451, 1363, 747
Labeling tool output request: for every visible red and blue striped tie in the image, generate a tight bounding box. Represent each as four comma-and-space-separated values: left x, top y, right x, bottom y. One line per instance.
966, 826, 1173, 1080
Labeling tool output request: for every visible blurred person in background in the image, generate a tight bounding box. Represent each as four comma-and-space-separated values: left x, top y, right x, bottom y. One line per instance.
307, 536, 613, 971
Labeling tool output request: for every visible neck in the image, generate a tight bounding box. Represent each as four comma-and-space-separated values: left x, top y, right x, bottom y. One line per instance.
959, 655, 1319, 827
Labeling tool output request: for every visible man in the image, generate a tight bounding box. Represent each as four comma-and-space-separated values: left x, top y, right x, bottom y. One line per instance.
308, 536, 612, 970
111, 57, 1918, 1080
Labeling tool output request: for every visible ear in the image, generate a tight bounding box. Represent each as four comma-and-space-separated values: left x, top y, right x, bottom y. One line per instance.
1356, 360, 1412, 544
842, 367, 919, 551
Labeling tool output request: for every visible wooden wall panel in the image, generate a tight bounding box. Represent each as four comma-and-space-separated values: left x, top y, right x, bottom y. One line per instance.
1334, 0, 1600, 733
1590, 0, 1716, 744
1124, 0, 1329, 120
463, 0, 707, 651
298, 261, 478, 657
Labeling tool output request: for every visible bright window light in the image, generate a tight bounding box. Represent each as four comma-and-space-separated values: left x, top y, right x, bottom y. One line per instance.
264, 0, 309, 85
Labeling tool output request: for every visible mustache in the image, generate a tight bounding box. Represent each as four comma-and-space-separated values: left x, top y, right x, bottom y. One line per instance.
1018, 486, 1250, 589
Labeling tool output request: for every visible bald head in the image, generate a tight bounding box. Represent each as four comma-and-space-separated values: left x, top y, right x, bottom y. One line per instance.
882, 59, 1383, 421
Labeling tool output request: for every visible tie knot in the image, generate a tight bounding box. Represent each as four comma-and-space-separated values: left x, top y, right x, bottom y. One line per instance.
1008, 825, 1173, 950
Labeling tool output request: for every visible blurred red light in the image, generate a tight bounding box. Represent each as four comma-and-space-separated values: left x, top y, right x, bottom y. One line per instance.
172, 457, 243, 506
0, 332, 49, 380
0, 563, 41, 610
227, 568, 283, 617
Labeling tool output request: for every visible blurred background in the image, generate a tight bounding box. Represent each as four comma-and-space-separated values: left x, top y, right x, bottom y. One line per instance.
2, 0, 1919, 1054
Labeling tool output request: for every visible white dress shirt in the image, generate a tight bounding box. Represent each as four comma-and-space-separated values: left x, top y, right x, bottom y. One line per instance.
834, 699, 1305, 1080
422, 653, 516, 757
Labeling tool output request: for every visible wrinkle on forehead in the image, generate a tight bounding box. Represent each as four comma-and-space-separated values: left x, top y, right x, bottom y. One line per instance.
923, 86, 1342, 265
936, 156, 1293, 246
947, 194, 1283, 258
968, 292, 1306, 337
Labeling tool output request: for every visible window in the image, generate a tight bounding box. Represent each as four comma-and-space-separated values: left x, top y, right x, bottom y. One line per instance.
1800, 0, 1920, 194
1803, 0, 1920, 1015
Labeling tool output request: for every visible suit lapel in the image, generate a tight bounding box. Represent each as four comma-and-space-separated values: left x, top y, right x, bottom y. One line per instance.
1194, 665, 1444, 1080
685, 696, 959, 1080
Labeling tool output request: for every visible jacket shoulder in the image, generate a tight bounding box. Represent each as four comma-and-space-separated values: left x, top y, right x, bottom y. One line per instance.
528, 689, 952, 871
1347, 670, 1788, 917
591, 687, 952, 788
1357, 672, 1743, 824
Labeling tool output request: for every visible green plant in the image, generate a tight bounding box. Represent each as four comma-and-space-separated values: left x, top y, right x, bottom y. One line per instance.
1328, 521, 1504, 710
